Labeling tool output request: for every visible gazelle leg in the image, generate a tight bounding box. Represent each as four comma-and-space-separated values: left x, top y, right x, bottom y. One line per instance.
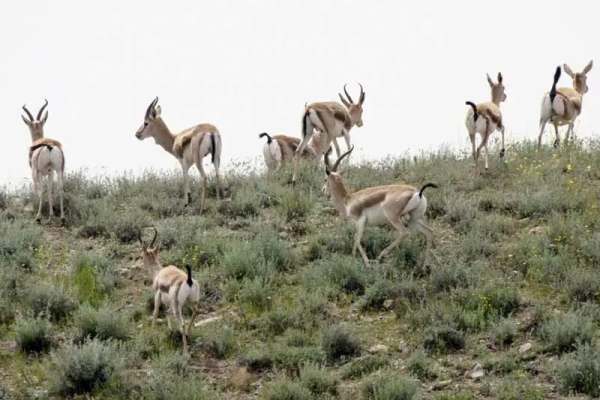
565, 123, 574, 144
292, 131, 314, 184
377, 216, 408, 262
196, 160, 208, 213
537, 121, 546, 150
353, 216, 369, 267
152, 291, 161, 327
499, 126, 506, 159
47, 172, 54, 218
57, 171, 65, 222
552, 123, 560, 148
182, 164, 191, 206
214, 162, 222, 200
35, 176, 44, 222
483, 140, 489, 170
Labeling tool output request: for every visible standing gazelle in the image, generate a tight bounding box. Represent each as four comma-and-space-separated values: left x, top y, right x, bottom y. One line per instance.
465, 73, 507, 170
21, 100, 65, 223
324, 147, 437, 267
259, 131, 327, 172
292, 84, 365, 183
538, 61, 593, 149
135, 97, 223, 211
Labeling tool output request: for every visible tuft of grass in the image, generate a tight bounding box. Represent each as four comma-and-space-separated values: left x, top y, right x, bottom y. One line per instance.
341, 355, 389, 380
201, 325, 237, 359
321, 323, 361, 362
74, 304, 131, 342
424, 325, 465, 354
362, 373, 419, 400
557, 344, 600, 397
359, 278, 396, 311
299, 363, 338, 397
48, 339, 124, 396
262, 376, 312, 400
407, 350, 437, 380
491, 319, 517, 348
26, 283, 76, 322
15, 316, 53, 354
538, 311, 593, 354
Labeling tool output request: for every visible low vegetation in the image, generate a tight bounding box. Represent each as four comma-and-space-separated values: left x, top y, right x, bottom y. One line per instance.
1, 140, 600, 398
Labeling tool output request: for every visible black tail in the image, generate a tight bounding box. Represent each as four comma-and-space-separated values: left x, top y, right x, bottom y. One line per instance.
259, 132, 273, 144
185, 265, 193, 287
301, 109, 309, 138
209, 133, 216, 164
30, 143, 54, 152
418, 183, 438, 198
550, 66, 561, 102
465, 101, 478, 122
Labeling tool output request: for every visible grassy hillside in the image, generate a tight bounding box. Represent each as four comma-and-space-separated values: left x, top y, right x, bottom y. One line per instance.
1, 140, 600, 399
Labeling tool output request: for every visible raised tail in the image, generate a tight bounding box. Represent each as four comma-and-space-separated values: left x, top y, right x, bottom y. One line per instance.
418, 183, 439, 198
549, 65, 561, 103
465, 101, 478, 122
301, 109, 310, 138
209, 133, 216, 164
185, 265, 193, 287
259, 132, 273, 144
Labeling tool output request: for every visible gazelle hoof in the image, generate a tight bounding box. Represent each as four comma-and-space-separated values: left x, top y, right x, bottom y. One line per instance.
499, 148, 505, 158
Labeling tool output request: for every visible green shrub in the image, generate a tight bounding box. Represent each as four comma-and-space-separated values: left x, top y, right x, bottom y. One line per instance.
277, 189, 312, 222
142, 370, 214, 400
430, 263, 470, 293
299, 363, 338, 396
271, 345, 326, 374
71, 251, 116, 306
240, 348, 274, 372
222, 240, 267, 281
491, 319, 517, 348
566, 269, 600, 303
538, 311, 593, 354
111, 208, 150, 243
496, 379, 544, 400
262, 376, 312, 400
423, 325, 465, 354
321, 324, 361, 362
15, 316, 52, 354
27, 283, 76, 322
359, 279, 396, 311
341, 355, 388, 379
218, 187, 260, 218
74, 304, 130, 342
557, 344, 600, 397
319, 255, 368, 296
49, 339, 124, 396
201, 325, 236, 359
407, 350, 437, 380
260, 308, 293, 336
238, 277, 273, 313
362, 374, 419, 400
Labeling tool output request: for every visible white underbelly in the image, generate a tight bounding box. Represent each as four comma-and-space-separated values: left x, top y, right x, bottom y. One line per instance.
362, 206, 388, 225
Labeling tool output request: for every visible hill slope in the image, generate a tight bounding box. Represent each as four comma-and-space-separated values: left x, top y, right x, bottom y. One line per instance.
1, 140, 600, 399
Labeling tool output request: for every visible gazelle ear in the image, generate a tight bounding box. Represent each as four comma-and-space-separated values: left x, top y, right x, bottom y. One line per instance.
563, 64, 575, 78
486, 74, 494, 87
153, 105, 162, 118
583, 60, 593, 74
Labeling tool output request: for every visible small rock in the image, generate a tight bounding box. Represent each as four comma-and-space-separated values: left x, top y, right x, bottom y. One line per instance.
466, 363, 484, 380
519, 342, 532, 354
383, 299, 394, 310
368, 344, 389, 354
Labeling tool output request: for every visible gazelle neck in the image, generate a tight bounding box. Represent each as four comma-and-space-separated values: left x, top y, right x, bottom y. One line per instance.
151, 118, 176, 156
328, 176, 350, 217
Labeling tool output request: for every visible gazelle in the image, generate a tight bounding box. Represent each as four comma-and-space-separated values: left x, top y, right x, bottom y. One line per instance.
259, 131, 326, 172
135, 97, 223, 211
21, 99, 65, 223
139, 227, 201, 351
538, 61, 593, 149
465, 73, 507, 169
324, 147, 437, 267
292, 84, 365, 183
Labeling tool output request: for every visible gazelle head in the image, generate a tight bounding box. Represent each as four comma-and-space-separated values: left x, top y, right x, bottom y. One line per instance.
487, 73, 507, 104
21, 99, 49, 141
135, 97, 163, 140
139, 226, 160, 268
338, 84, 366, 127
564, 61, 593, 94
324, 146, 354, 182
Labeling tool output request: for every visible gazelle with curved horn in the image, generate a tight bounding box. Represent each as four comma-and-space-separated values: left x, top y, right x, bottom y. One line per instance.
538, 61, 593, 149
292, 83, 365, 183
139, 227, 201, 352
324, 147, 437, 267
465, 72, 507, 170
135, 97, 223, 211
21, 99, 65, 222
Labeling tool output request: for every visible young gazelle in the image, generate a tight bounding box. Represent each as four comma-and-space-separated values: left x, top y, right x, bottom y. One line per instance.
465, 73, 507, 169
259, 131, 326, 172
21, 100, 66, 223
292, 84, 365, 183
140, 227, 201, 351
324, 147, 437, 267
538, 61, 593, 149
135, 97, 223, 211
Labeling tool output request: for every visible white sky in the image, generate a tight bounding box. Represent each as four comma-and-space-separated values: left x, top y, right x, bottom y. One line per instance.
1, 0, 598, 186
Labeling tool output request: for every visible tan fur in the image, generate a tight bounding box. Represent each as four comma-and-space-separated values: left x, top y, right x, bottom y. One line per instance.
476, 102, 503, 127
172, 124, 219, 158
153, 266, 186, 292
348, 185, 414, 218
